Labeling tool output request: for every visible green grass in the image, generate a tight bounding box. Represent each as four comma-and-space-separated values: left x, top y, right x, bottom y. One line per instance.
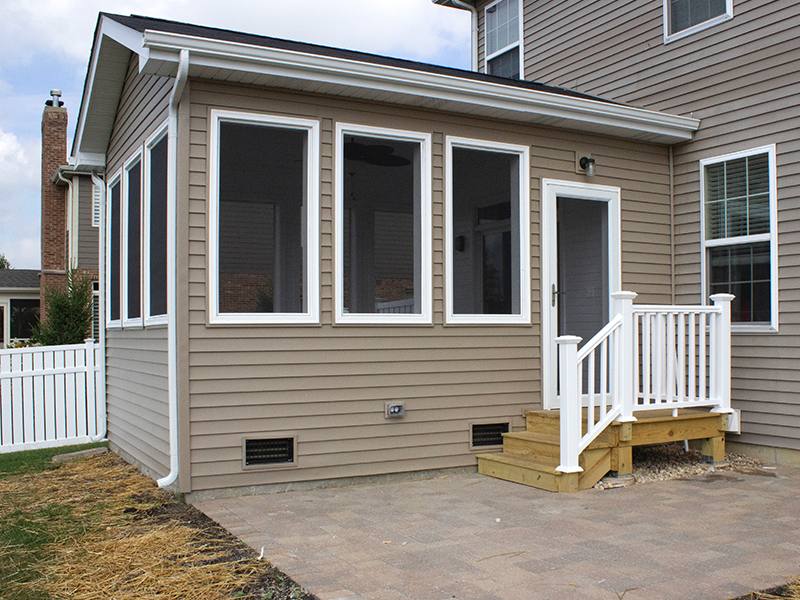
0, 441, 108, 479
0, 442, 108, 600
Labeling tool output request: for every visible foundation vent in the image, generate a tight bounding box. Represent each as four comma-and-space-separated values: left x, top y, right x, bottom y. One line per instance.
244, 437, 295, 466
471, 422, 509, 447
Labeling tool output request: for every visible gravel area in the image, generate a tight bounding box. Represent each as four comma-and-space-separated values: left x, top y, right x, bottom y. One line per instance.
595, 442, 771, 489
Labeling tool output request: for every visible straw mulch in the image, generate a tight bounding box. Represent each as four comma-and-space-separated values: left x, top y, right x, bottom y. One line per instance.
731, 580, 800, 600
0, 452, 315, 600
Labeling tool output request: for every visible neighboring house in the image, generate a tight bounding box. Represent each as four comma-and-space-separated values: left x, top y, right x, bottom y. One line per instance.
0, 270, 40, 347
66, 11, 744, 498
41, 93, 101, 338
434, 0, 800, 465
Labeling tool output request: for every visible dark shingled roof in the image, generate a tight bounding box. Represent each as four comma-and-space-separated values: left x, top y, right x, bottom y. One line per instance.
102, 13, 614, 106
0, 269, 40, 290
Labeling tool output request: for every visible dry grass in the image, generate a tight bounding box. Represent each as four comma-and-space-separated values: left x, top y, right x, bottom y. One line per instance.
0, 452, 314, 600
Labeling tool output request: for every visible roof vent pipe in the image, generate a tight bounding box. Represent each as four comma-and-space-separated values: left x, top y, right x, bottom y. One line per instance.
47, 89, 64, 107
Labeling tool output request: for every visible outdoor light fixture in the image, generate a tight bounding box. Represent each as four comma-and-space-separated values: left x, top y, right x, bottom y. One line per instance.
579, 156, 596, 177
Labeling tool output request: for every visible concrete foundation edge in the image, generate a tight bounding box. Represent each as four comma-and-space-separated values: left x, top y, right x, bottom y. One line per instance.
185, 465, 479, 503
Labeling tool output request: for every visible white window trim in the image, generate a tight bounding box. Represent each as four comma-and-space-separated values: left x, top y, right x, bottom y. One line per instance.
334, 123, 433, 325
483, 0, 524, 78
106, 170, 122, 329
143, 123, 169, 327
663, 0, 733, 44
208, 109, 320, 325
445, 136, 531, 325
122, 150, 144, 328
700, 144, 778, 333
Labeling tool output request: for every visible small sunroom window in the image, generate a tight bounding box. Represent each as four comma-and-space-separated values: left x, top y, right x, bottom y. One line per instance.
209, 111, 320, 324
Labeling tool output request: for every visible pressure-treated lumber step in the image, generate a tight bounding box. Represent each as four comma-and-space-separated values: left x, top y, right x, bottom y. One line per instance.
477, 446, 612, 493
478, 408, 728, 493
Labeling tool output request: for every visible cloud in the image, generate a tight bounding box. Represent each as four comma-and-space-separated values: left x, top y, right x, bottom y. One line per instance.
0, 0, 469, 68
0, 0, 470, 270
0, 128, 40, 268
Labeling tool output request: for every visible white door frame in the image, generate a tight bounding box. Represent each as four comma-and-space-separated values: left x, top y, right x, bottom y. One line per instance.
541, 179, 622, 409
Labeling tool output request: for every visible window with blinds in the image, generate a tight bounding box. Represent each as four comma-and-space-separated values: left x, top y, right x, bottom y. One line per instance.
702, 147, 776, 329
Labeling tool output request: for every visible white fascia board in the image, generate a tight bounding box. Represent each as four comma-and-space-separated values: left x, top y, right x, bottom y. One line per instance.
142, 31, 699, 144
73, 151, 107, 172
432, 0, 474, 8
71, 16, 149, 162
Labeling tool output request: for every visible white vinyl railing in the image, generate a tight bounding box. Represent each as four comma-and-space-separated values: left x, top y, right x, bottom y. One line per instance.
555, 291, 734, 474
0, 339, 105, 453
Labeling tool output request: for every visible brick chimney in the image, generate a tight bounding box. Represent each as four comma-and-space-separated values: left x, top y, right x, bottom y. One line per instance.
40, 89, 68, 322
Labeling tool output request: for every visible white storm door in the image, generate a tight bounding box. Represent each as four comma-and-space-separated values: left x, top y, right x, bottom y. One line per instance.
541, 180, 621, 409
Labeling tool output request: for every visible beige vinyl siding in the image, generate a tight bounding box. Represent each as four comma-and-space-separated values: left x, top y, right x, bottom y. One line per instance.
512, 0, 800, 450
105, 53, 173, 477
76, 177, 99, 270
184, 79, 672, 492
107, 328, 169, 477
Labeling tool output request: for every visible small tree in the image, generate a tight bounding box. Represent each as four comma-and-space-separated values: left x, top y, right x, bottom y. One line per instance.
31, 270, 94, 346
0, 253, 10, 269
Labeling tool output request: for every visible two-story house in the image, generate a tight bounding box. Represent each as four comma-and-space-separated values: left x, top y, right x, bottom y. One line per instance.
435, 0, 800, 465
67, 10, 752, 499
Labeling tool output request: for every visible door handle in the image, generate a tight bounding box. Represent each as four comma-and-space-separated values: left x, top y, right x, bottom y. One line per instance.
551, 284, 565, 307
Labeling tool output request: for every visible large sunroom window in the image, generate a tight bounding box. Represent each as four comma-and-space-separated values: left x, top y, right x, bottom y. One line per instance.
209, 111, 319, 324
335, 125, 431, 324
446, 138, 530, 324
702, 145, 777, 330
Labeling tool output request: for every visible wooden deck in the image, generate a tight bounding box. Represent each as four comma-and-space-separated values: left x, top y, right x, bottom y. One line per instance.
477, 409, 729, 493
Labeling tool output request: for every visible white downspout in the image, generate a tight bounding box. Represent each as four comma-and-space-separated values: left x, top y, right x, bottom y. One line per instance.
158, 48, 189, 489
450, 0, 478, 72
56, 171, 76, 270
90, 172, 107, 442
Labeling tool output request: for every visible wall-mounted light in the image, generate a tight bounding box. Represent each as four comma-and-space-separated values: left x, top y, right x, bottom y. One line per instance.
454, 235, 466, 253
579, 156, 596, 177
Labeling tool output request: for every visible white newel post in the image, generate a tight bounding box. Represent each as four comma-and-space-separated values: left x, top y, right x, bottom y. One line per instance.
710, 293, 734, 417
556, 335, 583, 473
612, 291, 638, 422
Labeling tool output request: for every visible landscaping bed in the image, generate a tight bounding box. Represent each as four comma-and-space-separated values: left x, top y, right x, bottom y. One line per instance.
0, 447, 315, 600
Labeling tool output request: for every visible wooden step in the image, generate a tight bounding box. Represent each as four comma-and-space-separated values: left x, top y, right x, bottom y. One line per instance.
477, 446, 613, 493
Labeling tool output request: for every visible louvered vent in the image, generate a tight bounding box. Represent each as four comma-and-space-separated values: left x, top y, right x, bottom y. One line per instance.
472, 423, 509, 447
245, 437, 295, 466
92, 184, 102, 227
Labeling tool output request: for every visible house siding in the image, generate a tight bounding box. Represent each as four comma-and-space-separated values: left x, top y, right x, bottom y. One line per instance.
511, 0, 800, 451
77, 177, 99, 271
105, 54, 173, 478
184, 79, 672, 492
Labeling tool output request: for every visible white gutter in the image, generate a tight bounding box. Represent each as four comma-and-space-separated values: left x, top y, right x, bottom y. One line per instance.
448, 0, 478, 72
90, 172, 107, 443
141, 31, 699, 143
157, 48, 189, 489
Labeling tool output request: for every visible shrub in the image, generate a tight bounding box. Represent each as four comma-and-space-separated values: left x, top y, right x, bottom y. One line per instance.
31, 270, 94, 346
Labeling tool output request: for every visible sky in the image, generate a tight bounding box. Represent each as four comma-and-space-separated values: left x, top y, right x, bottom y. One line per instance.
0, 0, 470, 269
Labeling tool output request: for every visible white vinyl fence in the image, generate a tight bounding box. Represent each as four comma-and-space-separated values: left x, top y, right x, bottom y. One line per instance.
0, 340, 105, 453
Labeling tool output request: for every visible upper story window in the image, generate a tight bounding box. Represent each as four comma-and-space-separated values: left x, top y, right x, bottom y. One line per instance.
485, 0, 522, 79
208, 110, 320, 325
701, 145, 777, 331
664, 0, 733, 43
335, 124, 432, 324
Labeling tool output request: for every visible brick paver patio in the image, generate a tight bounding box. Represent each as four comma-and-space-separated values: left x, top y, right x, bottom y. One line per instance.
195, 466, 800, 600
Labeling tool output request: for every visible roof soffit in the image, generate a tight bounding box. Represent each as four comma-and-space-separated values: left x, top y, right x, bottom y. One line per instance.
73, 15, 699, 161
